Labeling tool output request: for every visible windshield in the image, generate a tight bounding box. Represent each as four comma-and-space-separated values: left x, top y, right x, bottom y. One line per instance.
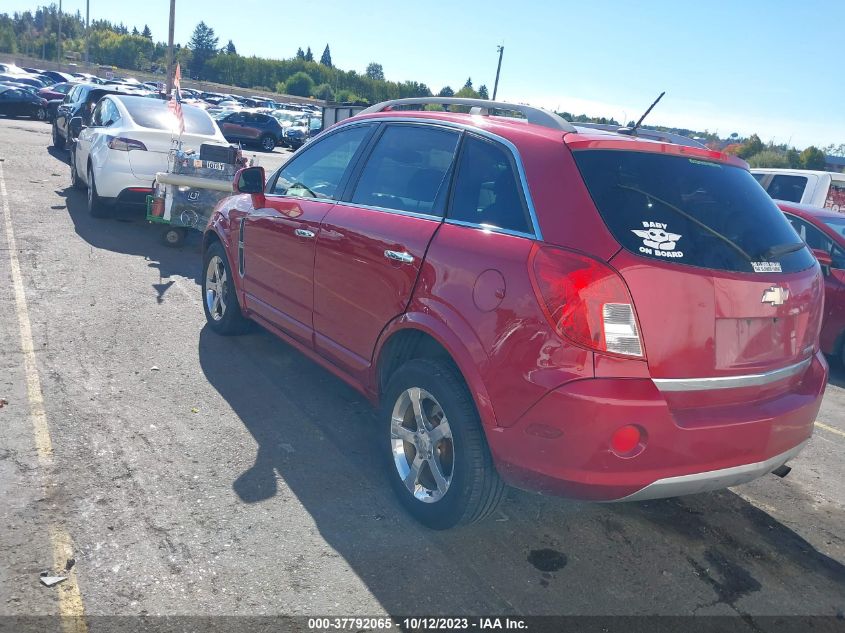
121, 97, 218, 136
822, 216, 845, 240
573, 150, 815, 274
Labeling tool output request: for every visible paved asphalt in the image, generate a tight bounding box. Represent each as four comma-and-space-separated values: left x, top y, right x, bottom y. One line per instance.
0, 118, 843, 630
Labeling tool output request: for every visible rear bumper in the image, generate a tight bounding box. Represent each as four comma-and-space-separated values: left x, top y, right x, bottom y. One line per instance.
486, 350, 828, 501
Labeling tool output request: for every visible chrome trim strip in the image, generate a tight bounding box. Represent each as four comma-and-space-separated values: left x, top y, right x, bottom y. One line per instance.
652, 357, 812, 392
339, 201, 442, 222
614, 440, 808, 502
444, 218, 535, 240
322, 116, 544, 240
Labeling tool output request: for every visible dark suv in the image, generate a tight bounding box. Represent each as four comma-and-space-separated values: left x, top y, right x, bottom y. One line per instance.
201, 97, 827, 529
215, 111, 285, 151
51, 83, 135, 149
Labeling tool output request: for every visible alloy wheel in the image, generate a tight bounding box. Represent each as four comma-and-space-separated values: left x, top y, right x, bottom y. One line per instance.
390, 387, 454, 503
205, 255, 228, 321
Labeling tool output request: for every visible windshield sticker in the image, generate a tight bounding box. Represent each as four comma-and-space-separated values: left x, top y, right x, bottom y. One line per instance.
632, 222, 684, 258
688, 158, 722, 168
751, 261, 783, 273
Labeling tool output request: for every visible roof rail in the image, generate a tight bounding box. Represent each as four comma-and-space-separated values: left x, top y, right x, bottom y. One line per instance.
358, 97, 576, 133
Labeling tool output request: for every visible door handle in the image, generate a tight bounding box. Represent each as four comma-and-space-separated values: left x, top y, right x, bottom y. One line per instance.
384, 250, 414, 264
294, 228, 316, 239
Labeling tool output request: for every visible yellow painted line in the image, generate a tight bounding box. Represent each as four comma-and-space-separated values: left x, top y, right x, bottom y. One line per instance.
0, 161, 87, 632
816, 421, 845, 438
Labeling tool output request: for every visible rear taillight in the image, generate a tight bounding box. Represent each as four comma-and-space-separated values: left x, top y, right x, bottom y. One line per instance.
529, 244, 645, 358
107, 136, 147, 151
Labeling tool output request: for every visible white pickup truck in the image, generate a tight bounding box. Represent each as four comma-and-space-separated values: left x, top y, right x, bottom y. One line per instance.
752, 168, 845, 212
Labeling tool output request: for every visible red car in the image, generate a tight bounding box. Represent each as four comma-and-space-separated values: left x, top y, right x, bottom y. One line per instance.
202, 98, 827, 529
778, 201, 845, 366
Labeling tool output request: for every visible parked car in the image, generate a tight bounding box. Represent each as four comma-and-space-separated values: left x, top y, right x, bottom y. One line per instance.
753, 168, 845, 212
200, 97, 827, 529
215, 110, 284, 151
0, 85, 48, 120
0, 73, 46, 89
71, 72, 103, 84
0, 63, 28, 75
51, 83, 136, 149
38, 70, 75, 84
70, 94, 229, 217
38, 81, 76, 102
778, 201, 845, 366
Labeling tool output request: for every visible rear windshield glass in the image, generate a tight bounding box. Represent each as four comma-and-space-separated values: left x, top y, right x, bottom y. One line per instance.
573, 150, 815, 274
121, 97, 217, 136
767, 174, 807, 203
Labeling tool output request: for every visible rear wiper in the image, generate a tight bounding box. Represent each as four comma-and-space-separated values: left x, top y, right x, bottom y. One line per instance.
760, 242, 806, 260
616, 184, 753, 263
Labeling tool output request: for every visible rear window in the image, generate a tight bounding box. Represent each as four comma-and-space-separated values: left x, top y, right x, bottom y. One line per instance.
121, 98, 217, 136
573, 150, 815, 274
767, 174, 807, 203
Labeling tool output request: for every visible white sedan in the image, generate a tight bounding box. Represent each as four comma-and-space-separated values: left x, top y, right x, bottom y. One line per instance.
70, 95, 230, 217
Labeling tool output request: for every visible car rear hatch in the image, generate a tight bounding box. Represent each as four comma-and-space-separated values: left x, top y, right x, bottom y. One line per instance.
571, 146, 823, 410
125, 131, 218, 180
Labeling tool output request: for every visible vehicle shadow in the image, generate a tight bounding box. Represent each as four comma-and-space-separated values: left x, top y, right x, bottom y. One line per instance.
827, 361, 845, 389
61, 182, 202, 301
198, 324, 845, 618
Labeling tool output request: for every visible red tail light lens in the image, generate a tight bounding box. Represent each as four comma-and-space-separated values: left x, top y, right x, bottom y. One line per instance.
529, 244, 645, 358
107, 136, 147, 151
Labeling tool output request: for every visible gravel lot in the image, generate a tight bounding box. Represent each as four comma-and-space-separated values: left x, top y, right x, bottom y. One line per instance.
0, 118, 843, 630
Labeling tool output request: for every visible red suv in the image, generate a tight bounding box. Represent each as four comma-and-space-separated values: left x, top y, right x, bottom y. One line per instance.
778, 201, 845, 366
202, 98, 828, 529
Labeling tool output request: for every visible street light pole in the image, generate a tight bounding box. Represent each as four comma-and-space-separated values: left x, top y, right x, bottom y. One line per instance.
165, 0, 176, 94
57, 0, 62, 67
492, 45, 504, 101
85, 0, 90, 66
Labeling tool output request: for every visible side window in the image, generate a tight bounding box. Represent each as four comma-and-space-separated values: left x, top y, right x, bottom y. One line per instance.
102, 100, 120, 126
767, 175, 807, 203
789, 215, 836, 253
350, 125, 459, 215
449, 135, 532, 234
91, 100, 108, 127
270, 124, 372, 200
227, 113, 245, 124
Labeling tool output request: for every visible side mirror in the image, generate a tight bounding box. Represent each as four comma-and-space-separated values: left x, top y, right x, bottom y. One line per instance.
68, 116, 84, 141
234, 166, 266, 206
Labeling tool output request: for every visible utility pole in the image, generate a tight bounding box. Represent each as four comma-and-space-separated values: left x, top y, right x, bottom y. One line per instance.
492, 45, 504, 101
165, 0, 176, 94
84, 0, 90, 65
57, 0, 63, 67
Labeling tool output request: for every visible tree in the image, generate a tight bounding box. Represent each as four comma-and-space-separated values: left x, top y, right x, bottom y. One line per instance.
800, 146, 827, 170
366, 62, 384, 81
737, 134, 764, 159
225, 39, 236, 55
283, 71, 315, 97
786, 148, 801, 169
320, 44, 332, 67
131, 26, 139, 36
747, 150, 790, 169
437, 86, 454, 97
314, 83, 334, 101
304, 46, 314, 62
141, 24, 152, 39
463, 77, 473, 90
478, 84, 489, 99
187, 21, 219, 78
296, 47, 305, 59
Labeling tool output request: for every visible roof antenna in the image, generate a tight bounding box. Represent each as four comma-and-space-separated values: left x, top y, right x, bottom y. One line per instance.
618, 91, 665, 136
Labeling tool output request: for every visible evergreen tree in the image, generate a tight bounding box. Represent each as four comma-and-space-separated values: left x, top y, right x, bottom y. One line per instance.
225, 39, 236, 55
141, 24, 152, 39
304, 46, 314, 62
478, 84, 489, 99
187, 21, 219, 78
437, 86, 454, 97
320, 44, 332, 67
296, 47, 305, 59
131, 26, 139, 36
463, 77, 473, 90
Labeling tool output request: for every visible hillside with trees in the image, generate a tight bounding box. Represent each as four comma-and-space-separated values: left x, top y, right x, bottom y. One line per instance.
0, 4, 836, 167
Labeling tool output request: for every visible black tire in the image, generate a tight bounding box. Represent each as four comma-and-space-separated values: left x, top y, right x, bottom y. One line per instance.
86, 164, 110, 218
69, 147, 83, 189
52, 123, 65, 150
33, 107, 47, 122
161, 227, 186, 247
202, 241, 250, 335
259, 134, 276, 152
382, 358, 504, 530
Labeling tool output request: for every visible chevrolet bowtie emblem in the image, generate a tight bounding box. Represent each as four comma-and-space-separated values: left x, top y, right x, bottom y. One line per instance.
761, 286, 789, 306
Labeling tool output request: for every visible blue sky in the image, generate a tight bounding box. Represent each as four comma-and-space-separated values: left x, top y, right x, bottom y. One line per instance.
5, 0, 842, 148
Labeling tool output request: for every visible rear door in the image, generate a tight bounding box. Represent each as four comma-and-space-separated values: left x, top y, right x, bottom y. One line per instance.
573, 150, 822, 393
241, 123, 375, 345
313, 123, 461, 374
219, 112, 246, 142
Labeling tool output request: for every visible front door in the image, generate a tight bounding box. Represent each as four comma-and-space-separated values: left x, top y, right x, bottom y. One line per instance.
241, 123, 376, 345
313, 123, 461, 374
